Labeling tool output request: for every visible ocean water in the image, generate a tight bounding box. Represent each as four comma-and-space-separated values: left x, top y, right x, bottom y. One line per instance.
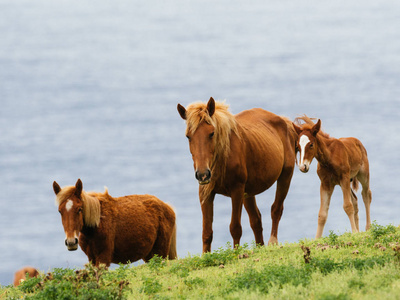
0, 0, 399, 286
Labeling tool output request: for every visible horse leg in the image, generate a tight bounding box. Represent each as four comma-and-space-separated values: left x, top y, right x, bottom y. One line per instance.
340, 179, 359, 234
350, 188, 359, 231
230, 188, 244, 248
268, 168, 293, 245
200, 192, 216, 253
358, 167, 372, 230
316, 183, 334, 239
243, 195, 264, 246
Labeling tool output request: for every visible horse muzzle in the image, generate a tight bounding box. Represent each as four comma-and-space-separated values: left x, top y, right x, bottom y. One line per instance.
65, 237, 79, 251
195, 169, 211, 185
299, 163, 310, 173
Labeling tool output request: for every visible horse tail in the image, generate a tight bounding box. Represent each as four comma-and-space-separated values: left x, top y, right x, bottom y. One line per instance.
168, 222, 177, 260
351, 177, 360, 193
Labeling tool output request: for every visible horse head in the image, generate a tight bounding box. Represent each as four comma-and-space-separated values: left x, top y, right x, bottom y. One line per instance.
53, 179, 84, 251
293, 119, 321, 173
178, 97, 216, 185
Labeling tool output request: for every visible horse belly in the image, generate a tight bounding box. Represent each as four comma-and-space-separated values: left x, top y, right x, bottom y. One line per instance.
245, 132, 285, 195
112, 214, 159, 263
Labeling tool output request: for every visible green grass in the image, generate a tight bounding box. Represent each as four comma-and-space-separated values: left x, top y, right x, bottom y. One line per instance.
3, 222, 400, 299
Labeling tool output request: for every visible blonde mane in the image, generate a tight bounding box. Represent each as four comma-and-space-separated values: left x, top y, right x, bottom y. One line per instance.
185, 101, 240, 200
55, 186, 104, 227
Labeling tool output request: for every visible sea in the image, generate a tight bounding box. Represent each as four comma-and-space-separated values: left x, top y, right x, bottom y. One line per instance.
0, 0, 399, 286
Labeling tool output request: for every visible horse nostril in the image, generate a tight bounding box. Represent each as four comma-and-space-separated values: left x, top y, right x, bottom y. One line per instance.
195, 169, 211, 182
65, 238, 78, 246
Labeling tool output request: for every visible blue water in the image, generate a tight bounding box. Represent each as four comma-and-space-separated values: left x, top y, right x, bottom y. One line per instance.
1, 0, 399, 286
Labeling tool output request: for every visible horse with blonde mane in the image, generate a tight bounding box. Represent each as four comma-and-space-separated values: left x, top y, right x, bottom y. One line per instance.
177, 97, 297, 252
53, 179, 177, 266
293, 115, 372, 238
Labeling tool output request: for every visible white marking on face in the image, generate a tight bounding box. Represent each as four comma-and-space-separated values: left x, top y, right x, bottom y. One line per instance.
65, 199, 74, 212
299, 135, 310, 166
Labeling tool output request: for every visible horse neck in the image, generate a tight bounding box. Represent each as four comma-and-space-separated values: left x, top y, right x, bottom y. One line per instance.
315, 134, 335, 167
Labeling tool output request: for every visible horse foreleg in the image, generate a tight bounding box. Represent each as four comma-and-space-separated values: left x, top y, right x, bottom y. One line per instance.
316, 184, 334, 239
229, 188, 244, 248
200, 192, 215, 253
269, 171, 292, 245
243, 195, 264, 246
340, 180, 359, 234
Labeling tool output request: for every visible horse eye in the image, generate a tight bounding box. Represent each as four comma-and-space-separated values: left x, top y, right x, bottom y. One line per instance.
209, 132, 214, 139
309, 143, 314, 148
78, 208, 83, 213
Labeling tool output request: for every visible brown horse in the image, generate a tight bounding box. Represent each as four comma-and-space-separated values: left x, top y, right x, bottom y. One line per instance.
177, 97, 297, 252
293, 116, 372, 238
53, 179, 177, 266
13, 267, 39, 286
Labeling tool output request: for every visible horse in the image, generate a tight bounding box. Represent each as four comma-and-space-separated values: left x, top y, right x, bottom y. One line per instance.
53, 179, 177, 266
13, 266, 39, 286
177, 97, 297, 253
292, 115, 372, 238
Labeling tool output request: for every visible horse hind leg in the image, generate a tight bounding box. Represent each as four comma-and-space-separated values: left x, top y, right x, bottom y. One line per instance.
350, 184, 360, 231
357, 169, 372, 231
243, 195, 264, 246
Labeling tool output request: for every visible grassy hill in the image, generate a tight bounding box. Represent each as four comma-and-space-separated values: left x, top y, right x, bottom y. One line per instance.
3, 222, 400, 299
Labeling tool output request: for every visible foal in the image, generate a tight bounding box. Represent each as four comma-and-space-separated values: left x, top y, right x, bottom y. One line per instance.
293, 116, 372, 238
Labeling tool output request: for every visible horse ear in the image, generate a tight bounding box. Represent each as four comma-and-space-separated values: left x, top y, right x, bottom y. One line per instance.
207, 97, 215, 117
292, 122, 302, 135
75, 179, 83, 197
312, 119, 321, 136
177, 104, 187, 120
53, 181, 61, 195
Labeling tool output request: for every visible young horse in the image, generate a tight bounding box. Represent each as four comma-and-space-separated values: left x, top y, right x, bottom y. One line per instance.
53, 179, 177, 266
293, 116, 372, 238
177, 97, 297, 253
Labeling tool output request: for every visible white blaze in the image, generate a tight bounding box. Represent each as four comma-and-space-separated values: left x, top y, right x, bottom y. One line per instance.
299, 135, 310, 166
65, 199, 74, 211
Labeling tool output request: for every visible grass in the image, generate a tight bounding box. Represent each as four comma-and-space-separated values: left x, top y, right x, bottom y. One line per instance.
3, 222, 400, 299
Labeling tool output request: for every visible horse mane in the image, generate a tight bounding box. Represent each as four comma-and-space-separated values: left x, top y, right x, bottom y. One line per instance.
294, 114, 331, 139
185, 101, 240, 200
55, 185, 106, 227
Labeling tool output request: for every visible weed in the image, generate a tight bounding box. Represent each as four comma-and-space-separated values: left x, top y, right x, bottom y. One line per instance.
228, 264, 311, 294
370, 221, 396, 240
327, 230, 339, 245
148, 255, 167, 272
184, 277, 205, 290
9, 263, 130, 300
140, 276, 162, 295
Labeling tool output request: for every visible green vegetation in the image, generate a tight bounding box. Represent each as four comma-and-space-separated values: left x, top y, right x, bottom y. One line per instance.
3, 222, 400, 299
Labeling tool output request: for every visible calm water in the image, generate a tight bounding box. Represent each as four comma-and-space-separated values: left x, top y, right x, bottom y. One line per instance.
1, 0, 399, 286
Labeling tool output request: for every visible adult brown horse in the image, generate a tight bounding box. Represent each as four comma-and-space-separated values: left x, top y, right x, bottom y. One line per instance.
53, 179, 177, 266
293, 115, 372, 238
177, 97, 297, 253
